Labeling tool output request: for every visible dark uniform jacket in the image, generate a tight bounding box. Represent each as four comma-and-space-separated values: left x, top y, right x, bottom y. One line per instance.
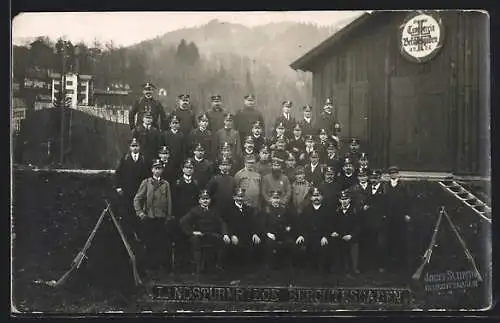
193, 158, 214, 189
298, 118, 316, 137
325, 155, 343, 176
288, 137, 306, 161
251, 135, 266, 154
173, 177, 199, 219
214, 128, 242, 160
315, 112, 337, 136
385, 180, 409, 228
160, 160, 177, 184
169, 108, 196, 135
320, 180, 342, 208
187, 128, 213, 157
207, 174, 237, 209
129, 97, 166, 130
339, 172, 357, 191
207, 108, 226, 133
332, 205, 359, 242
274, 114, 296, 139
304, 162, 324, 186
349, 182, 371, 211
263, 205, 293, 241
223, 202, 262, 242
131, 125, 162, 165
180, 206, 228, 236
114, 152, 150, 198
296, 204, 331, 244
162, 130, 186, 172
234, 107, 265, 141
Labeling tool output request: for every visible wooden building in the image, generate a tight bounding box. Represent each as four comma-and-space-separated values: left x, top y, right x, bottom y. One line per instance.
290, 11, 489, 176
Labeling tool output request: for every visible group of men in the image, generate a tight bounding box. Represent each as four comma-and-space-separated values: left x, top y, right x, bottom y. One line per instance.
114, 82, 412, 279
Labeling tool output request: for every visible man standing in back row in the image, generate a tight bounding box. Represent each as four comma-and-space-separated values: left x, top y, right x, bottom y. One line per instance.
234, 94, 265, 141
129, 82, 167, 131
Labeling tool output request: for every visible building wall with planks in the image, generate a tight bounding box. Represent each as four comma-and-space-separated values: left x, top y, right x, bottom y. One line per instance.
305, 11, 489, 175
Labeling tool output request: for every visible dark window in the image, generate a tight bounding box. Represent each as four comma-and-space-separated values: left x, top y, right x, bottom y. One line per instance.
66, 80, 73, 86
66, 89, 74, 94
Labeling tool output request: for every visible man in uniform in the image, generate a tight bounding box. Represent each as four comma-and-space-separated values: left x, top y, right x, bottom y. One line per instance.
242, 136, 257, 158
169, 94, 196, 135
215, 142, 240, 176
315, 97, 337, 136
320, 165, 342, 207
385, 166, 411, 274
331, 190, 360, 275
288, 123, 306, 162
300, 134, 316, 165
274, 100, 296, 140
298, 104, 316, 137
324, 141, 342, 176
262, 190, 294, 269
207, 157, 237, 213
345, 138, 362, 169
234, 94, 265, 142
132, 112, 162, 166
187, 113, 212, 157
255, 144, 272, 177
114, 138, 150, 241
206, 95, 225, 132
158, 145, 176, 184
350, 169, 371, 213
290, 166, 312, 217
284, 152, 297, 183
339, 157, 357, 191
179, 189, 231, 273
295, 187, 331, 272
261, 157, 292, 211
250, 120, 266, 154
271, 136, 289, 162
129, 82, 167, 131
192, 143, 214, 190
162, 115, 187, 175
234, 154, 262, 211
133, 159, 174, 271
213, 112, 242, 163
357, 152, 371, 175
270, 122, 288, 149
304, 150, 324, 186
223, 187, 264, 273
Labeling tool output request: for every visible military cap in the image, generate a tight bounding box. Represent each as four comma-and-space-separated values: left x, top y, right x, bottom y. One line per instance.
260, 145, 270, 153
270, 190, 282, 198
344, 157, 353, 165
178, 94, 190, 100
388, 166, 400, 174
143, 82, 156, 89
370, 169, 382, 179
351, 138, 360, 145
282, 100, 292, 107
252, 120, 263, 128
359, 152, 368, 161
303, 104, 312, 111
325, 166, 336, 174
211, 95, 222, 101
311, 186, 323, 196
339, 190, 351, 200
324, 97, 334, 105
295, 165, 305, 175
220, 157, 231, 166
271, 156, 284, 166
130, 138, 140, 146
224, 112, 234, 121
159, 145, 170, 154
170, 115, 180, 123
143, 111, 153, 118
276, 122, 285, 129
286, 152, 296, 161
244, 136, 255, 145
199, 189, 210, 199
244, 94, 255, 100
234, 186, 246, 197
276, 136, 286, 144
334, 123, 341, 130
152, 159, 163, 168
293, 123, 302, 130
305, 134, 315, 141
310, 150, 320, 158
198, 113, 209, 121
183, 158, 195, 168
357, 169, 368, 177
194, 142, 205, 151
319, 128, 328, 135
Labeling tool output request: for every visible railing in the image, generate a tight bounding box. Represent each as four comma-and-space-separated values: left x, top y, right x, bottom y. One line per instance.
71, 105, 130, 124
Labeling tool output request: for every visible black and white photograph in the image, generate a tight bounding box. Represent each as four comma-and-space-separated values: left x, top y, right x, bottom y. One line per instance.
11, 10, 492, 313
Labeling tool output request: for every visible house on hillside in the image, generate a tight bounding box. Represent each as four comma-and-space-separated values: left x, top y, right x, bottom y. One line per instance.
49, 72, 93, 108
290, 10, 489, 176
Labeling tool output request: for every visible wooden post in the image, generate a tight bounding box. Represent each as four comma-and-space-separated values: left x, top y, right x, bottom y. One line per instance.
384, 36, 393, 168
59, 47, 66, 166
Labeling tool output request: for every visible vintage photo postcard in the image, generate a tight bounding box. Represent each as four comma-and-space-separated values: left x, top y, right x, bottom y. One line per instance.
11, 10, 492, 314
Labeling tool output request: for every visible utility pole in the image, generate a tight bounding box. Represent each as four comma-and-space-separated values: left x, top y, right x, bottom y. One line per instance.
59, 44, 66, 166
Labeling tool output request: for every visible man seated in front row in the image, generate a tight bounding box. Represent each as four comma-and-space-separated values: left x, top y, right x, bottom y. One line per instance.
179, 189, 231, 273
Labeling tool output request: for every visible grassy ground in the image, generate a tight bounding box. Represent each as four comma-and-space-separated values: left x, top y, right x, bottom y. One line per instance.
11, 170, 492, 314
